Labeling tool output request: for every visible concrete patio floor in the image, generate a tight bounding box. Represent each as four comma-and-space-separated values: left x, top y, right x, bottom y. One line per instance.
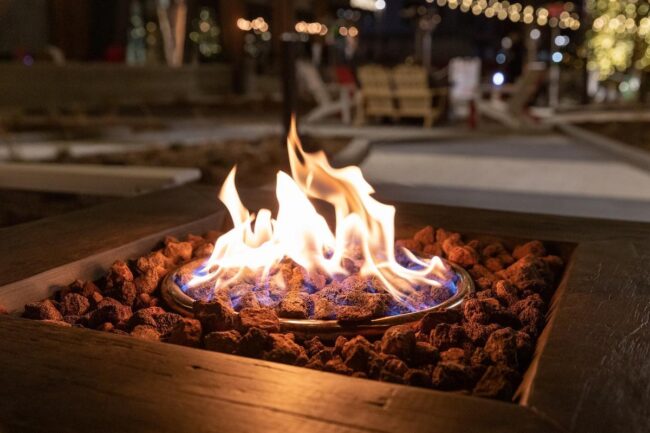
362, 133, 650, 222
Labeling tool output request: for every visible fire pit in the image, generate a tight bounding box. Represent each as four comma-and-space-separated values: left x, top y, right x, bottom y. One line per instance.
12, 121, 567, 400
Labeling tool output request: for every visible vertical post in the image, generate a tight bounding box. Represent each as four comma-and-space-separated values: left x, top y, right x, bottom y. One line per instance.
281, 33, 299, 137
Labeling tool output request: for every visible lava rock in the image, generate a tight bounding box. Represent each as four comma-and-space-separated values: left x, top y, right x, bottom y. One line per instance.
193, 299, 239, 333
430, 323, 466, 351
88, 298, 132, 328
60, 293, 90, 317
413, 341, 440, 366
238, 328, 273, 358
23, 300, 63, 321
239, 307, 280, 333
484, 328, 518, 368
168, 318, 202, 347
130, 325, 160, 341
263, 333, 308, 365
513, 241, 546, 260
473, 365, 520, 400
380, 324, 416, 361
204, 330, 241, 354
418, 310, 462, 335
154, 312, 184, 337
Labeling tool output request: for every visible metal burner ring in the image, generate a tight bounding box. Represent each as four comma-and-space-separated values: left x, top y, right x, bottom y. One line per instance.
161, 258, 474, 339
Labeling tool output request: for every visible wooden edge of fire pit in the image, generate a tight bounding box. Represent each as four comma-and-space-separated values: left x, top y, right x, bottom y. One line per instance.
0, 313, 564, 433
517, 239, 650, 433
1, 186, 649, 433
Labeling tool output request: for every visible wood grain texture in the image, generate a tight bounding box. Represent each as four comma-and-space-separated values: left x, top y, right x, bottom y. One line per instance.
523, 240, 650, 433
0, 185, 220, 288
0, 315, 559, 433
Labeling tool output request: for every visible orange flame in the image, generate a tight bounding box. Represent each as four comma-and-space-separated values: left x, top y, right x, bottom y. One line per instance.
188, 118, 451, 307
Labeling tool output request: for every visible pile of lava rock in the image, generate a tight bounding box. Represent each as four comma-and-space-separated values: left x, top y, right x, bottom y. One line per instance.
20, 226, 564, 400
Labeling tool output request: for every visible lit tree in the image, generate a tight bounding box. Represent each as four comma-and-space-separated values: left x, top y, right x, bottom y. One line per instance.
587, 0, 650, 80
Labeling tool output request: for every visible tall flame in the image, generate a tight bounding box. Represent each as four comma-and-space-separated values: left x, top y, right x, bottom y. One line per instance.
188, 119, 452, 308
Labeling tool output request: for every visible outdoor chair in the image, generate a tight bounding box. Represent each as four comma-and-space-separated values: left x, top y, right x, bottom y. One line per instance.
296, 60, 353, 124
355, 65, 397, 125
476, 62, 547, 129
392, 64, 447, 127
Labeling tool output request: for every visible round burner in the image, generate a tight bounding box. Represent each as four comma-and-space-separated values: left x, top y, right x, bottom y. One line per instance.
161, 258, 474, 339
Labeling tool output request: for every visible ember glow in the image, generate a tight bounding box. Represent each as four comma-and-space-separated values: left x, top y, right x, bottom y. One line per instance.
186, 119, 456, 313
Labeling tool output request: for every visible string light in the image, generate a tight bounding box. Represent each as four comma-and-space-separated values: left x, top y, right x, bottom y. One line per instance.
436, 0, 581, 29
295, 21, 329, 36
236, 17, 269, 33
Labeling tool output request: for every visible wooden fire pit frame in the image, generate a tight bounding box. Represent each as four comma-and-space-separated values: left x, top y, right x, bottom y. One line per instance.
0, 184, 648, 433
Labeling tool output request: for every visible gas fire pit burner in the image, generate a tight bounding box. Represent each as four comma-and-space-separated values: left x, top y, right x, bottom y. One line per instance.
162, 258, 474, 338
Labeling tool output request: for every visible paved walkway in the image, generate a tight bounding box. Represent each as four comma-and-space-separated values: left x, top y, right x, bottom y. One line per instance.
361, 133, 650, 222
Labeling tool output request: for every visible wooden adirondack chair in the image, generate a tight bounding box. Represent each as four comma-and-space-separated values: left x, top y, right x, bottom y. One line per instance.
476, 62, 547, 129
296, 60, 353, 124
355, 65, 397, 125
392, 64, 447, 127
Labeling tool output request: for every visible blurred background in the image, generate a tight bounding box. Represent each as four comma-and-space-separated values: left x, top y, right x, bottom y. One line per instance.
0, 0, 648, 227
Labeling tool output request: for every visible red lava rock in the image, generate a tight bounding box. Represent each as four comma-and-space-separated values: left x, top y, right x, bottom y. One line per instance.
134, 269, 161, 295
97, 322, 114, 332
494, 280, 518, 306
131, 325, 161, 341
463, 321, 501, 345
341, 336, 374, 372
473, 365, 520, 400
395, 238, 422, 254
431, 361, 473, 390
513, 240, 546, 260
435, 228, 459, 244
164, 240, 193, 263
333, 335, 348, 355
312, 297, 337, 320
484, 328, 518, 368
324, 357, 354, 376
517, 306, 545, 336
104, 262, 137, 306
335, 306, 373, 324
234, 291, 261, 310
193, 299, 239, 333
69, 280, 101, 298
89, 291, 104, 307
381, 325, 416, 361
430, 323, 466, 351
204, 330, 242, 354
542, 255, 564, 276
304, 337, 325, 357
193, 242, 215, 258
418, 310, 461, 334
413, 341, 440, 366
405, 368, 432, 387
278, 292, 310, 319
137, 251, 172, 276
107, 261, 134, 285
380, 357, 409, 383
23, 300, 63, 321
238, 327, 273, 358
88, 298, 132, 328
239, 307, 280, 333
448, 246, 479, 267
63, 315, 80, 325
413, 225, 435, 245
60, 293, 90, 316
168, 318, 202, 347
154, 312, 184, 337
129, 306, 166, 328
133, 293, 157, 310
484, 257, 504, 272
264, 333, 308, 365
503, 255, 554, 294
440, 347, 467, 363
423, 243, 443, 257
